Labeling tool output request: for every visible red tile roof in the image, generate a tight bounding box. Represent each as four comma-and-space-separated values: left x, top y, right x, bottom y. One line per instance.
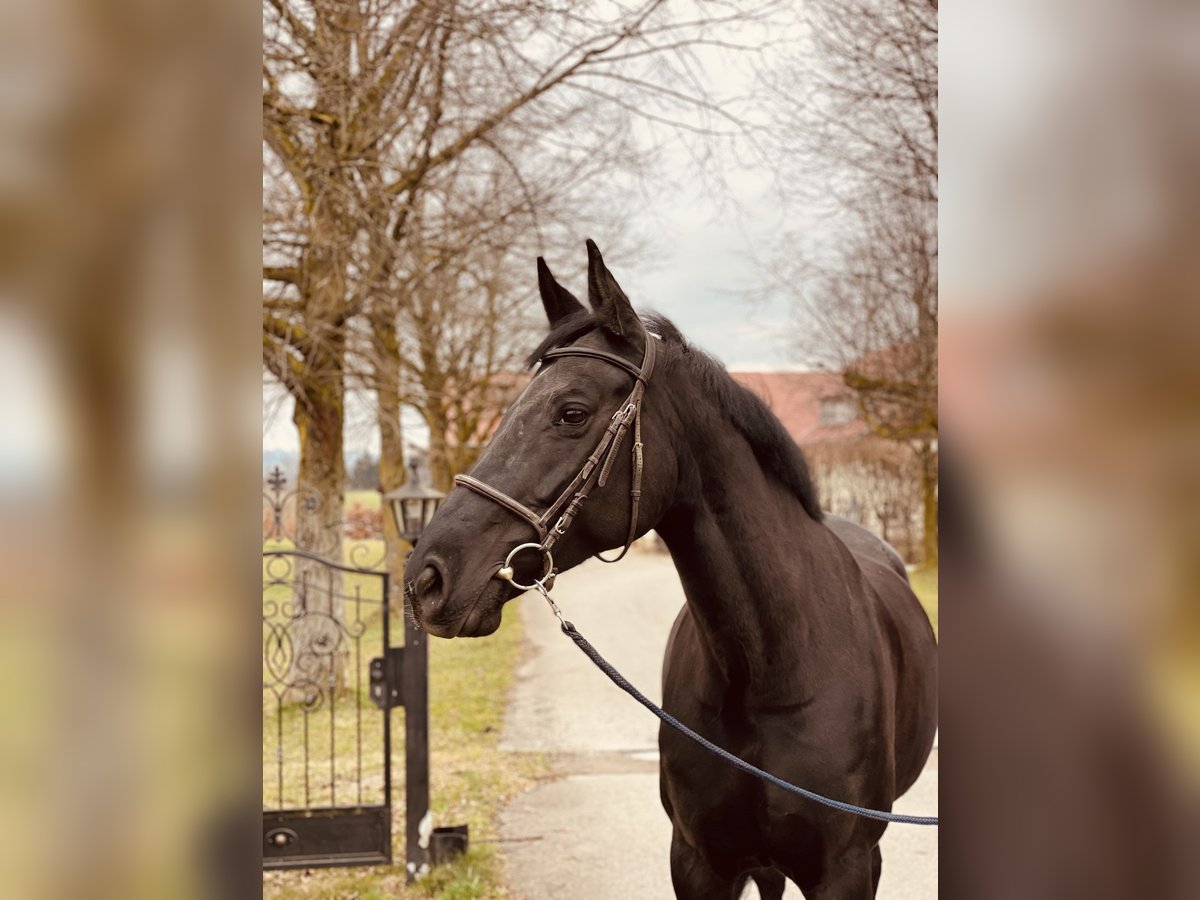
729, 370, 869, 446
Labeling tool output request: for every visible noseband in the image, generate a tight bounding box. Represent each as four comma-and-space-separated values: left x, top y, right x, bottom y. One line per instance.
453, 327, 658, 590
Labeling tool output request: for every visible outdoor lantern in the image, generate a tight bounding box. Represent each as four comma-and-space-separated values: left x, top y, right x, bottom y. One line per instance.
383, 460, 446, 544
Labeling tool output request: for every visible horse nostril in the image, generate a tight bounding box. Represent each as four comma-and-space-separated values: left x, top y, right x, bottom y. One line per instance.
414, 562, 445, 606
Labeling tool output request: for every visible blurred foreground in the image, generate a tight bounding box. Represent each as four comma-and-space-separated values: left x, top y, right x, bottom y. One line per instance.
940, 1, 1200, 895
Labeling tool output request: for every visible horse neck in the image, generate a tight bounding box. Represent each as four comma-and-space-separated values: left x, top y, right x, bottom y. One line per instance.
654, 383, 863, 703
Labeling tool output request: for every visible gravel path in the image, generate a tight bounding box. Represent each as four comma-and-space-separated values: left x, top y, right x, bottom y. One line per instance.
497, 552, 938, 899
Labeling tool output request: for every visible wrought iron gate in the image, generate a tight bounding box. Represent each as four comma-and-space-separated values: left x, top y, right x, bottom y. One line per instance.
262, 469, 431, 876
262, 546, 396, 868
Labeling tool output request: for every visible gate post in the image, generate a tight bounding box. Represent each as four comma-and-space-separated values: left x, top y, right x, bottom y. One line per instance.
381, 464, 445, 882
402, 600, 430, 882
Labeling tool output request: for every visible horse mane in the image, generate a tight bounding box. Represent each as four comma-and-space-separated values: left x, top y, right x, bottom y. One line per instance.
527, 312, 823, 521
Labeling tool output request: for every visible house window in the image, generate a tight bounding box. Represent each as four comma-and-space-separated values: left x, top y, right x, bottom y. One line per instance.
819, 397, 857, 426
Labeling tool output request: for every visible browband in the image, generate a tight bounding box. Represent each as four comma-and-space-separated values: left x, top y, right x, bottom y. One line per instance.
540, 346, 649, 382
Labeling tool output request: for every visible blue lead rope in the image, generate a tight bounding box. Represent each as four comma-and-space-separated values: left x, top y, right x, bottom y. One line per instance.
558, 619, 939, 827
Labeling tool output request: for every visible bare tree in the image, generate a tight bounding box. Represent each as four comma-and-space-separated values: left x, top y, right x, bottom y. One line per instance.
770, 0, 938, 566
264, 0, 786, 532
357, 121, 633, 487
263, 1, 787, 677
377, 185, 537, 490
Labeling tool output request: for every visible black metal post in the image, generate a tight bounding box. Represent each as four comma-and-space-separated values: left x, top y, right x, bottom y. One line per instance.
380, 571, 394, 864
402, 584, 431, 882
382, 466, 446, 883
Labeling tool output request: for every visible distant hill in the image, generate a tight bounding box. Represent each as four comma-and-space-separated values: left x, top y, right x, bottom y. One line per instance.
262, 450, 380, 483
263, 448, 297, 479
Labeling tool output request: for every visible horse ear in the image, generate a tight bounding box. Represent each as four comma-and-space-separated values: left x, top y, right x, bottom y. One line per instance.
586, 239, 640, 338
537, 257, 585, 326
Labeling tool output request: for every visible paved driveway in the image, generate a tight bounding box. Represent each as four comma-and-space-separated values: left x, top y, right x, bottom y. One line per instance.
498, 552, 938, 899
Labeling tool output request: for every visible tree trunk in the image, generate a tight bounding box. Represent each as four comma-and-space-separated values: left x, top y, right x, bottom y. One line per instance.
288, 393, 349, 696
373, 320, 409, 588
917, 438, 938, 570
427, 407, 453, 492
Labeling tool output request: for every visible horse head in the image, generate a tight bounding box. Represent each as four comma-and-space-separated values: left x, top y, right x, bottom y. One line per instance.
404, 241, 677, 637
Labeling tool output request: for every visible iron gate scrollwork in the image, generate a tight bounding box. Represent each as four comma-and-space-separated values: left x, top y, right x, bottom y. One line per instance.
262, 546, 394, 868
262, 467, 434, 874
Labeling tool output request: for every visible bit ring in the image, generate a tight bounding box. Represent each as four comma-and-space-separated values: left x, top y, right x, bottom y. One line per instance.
495, 542, 554, 591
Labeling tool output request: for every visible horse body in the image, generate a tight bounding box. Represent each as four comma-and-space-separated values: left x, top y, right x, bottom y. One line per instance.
648, 374, 936, 898
405, 242, 937, 899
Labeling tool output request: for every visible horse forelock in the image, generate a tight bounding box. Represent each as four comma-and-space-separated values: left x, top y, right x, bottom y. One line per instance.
525, 310, 598, 368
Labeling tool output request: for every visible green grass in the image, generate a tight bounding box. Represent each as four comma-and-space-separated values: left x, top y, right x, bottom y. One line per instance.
262, 602, 546, 899
346, 490, 382, 511
909, 566, 938, 637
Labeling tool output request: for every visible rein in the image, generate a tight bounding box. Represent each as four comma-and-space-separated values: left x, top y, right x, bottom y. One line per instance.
533, 581, 940, 828
453, 322, 938, 828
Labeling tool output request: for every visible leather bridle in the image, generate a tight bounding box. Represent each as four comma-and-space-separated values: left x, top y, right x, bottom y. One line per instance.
453, 325, 658, 591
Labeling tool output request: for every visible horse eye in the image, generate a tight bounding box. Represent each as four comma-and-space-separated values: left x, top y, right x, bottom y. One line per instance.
558, 407, 588, 426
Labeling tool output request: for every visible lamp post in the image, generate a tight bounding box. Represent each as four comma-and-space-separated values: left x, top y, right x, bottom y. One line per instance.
383, 460, 446, 545
379, 460, 448, 881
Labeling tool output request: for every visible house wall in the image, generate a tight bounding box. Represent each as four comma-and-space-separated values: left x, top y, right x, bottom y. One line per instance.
805, 438, 924, 564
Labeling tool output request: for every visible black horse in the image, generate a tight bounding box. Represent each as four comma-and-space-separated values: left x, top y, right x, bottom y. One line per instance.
405, 241, 938, 899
